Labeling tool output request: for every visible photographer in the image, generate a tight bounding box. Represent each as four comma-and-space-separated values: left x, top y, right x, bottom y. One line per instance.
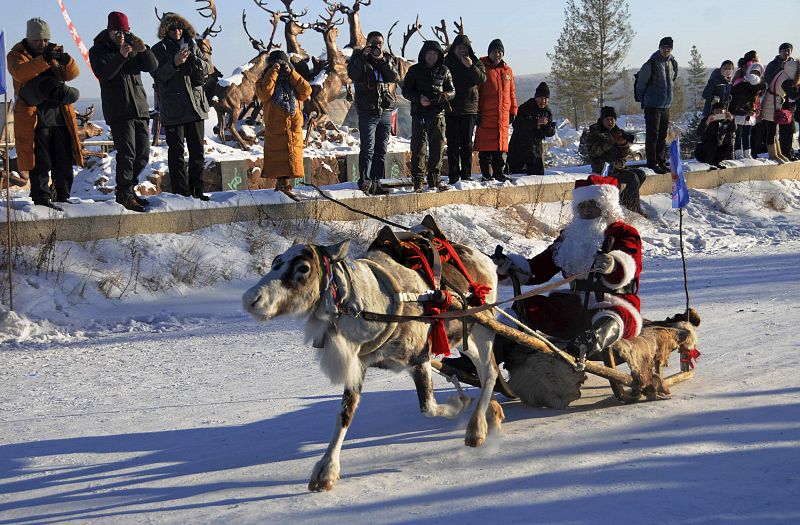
586, 106, 646, 215
347, 31, 398, 195
151, 13, 213, 201
694, 102, 735, 168
89, 12, 158, 212
7, 18, 83, 209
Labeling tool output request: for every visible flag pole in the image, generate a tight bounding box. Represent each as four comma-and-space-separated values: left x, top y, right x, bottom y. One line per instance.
2, 28, 13, 311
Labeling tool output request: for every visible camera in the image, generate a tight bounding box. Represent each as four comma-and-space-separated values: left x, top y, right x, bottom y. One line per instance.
623, 131, 635, 143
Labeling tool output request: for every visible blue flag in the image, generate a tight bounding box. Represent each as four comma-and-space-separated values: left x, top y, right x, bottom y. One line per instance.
669, 138, 689, 208
0, 31, 6, 96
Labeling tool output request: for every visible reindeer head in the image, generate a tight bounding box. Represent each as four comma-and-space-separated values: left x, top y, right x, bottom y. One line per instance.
243, 241, 350, 321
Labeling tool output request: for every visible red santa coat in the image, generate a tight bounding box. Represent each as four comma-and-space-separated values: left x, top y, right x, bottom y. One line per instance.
520, 220, 643, 340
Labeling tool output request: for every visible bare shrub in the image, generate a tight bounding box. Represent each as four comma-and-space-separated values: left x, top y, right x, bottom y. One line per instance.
98, 273, 124, 298
764, 193, 788, 211
168, 242, 222, 286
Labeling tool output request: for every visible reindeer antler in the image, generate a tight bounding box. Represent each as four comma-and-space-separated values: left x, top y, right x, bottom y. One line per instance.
196, 0, 222, 39
75, 105, 95, 125
401, 15, 422, 58
241, 10, 267, 52
154, 7, 165, 22
387, 20, 399, 56
266, 11, 282, 50
431, 19, 450, 48
279, 0, 308, 18
313, 5, 344, 32
453, 17, 464, 37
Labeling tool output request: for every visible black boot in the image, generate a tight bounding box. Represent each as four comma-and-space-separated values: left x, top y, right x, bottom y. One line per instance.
567, 315, 622, 371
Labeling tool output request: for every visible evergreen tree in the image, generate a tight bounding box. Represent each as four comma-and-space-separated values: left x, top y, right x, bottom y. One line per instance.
687, 45, 707, 113
548, 0, 635, 126
672, 74, 686, 116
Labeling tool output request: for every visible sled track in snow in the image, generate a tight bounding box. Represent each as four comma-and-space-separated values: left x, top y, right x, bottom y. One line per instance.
4, 163, 800, 245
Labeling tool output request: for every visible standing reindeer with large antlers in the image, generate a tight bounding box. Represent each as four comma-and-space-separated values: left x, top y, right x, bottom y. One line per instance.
327, 0, 371, 49
303, 3, 349, 119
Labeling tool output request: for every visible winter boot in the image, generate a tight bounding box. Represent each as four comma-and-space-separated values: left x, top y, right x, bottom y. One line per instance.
358, 177, 372, 195
413, 177, 425, 193
743, 149, 752, 159
767, 144, 786, 164
734, 149, 744, 160
774, 142, 790, 163
370, 179, 389, 195
567, 315, 623, 372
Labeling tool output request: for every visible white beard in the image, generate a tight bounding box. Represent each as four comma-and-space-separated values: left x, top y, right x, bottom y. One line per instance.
553, 217, 609, 276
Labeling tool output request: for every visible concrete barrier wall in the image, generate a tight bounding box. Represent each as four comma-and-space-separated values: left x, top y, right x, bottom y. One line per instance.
4, 163, 800, 245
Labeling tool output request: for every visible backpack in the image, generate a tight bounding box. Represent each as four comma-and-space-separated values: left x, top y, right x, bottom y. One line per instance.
634, 56, 678, 103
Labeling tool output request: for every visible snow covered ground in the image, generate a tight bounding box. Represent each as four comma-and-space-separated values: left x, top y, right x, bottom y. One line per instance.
1, 179, 799, 524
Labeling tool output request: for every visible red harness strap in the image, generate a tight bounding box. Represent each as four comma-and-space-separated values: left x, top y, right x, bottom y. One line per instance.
680, 347, 702, 369
433, 237, 492, 306
401, 241, 453, 357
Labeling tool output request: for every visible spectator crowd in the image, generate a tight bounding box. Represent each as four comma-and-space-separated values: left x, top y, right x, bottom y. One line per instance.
6, 11, 799, 215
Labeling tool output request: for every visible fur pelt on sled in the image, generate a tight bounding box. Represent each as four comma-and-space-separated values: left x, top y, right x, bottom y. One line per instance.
506, 309, 701, 408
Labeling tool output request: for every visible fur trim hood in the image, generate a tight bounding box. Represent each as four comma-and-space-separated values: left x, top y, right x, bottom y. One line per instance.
157, 13, 197, 40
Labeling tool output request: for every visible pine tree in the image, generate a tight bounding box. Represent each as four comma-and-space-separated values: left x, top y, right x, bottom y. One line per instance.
548, 0, 635, 126
672, 75, 686, 116
687, 45, 707, 113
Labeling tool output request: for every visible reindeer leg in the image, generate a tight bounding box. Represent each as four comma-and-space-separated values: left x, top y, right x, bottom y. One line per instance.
411, 361, 472, 419
462, 326, 499, 447
308, 372, 365, 492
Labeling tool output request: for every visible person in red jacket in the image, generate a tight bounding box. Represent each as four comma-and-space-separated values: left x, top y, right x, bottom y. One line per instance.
494, 175, 642, 368
474, 39, 517, 182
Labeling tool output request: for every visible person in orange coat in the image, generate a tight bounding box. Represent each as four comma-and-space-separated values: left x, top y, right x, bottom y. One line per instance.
255, 50, 312, 198
7, 18, 83, 209
474, 39, 517, 182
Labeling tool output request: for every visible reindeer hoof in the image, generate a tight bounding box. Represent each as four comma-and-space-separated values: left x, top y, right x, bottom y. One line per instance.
465, 435, 485, 448
308, 478, 335, 492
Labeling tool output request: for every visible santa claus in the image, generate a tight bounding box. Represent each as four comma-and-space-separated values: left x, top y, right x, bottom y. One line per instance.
495, 174, 642, 365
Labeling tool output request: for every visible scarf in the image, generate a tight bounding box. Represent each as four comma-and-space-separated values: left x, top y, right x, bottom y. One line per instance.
271, 75, 297, 115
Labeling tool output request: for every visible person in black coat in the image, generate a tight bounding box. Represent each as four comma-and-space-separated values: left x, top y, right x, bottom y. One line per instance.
694, 102, 735, 168
506, 82, 555, 175
585, 106, 646, 214
347, 30, 399, 195
151, 12, 213, 201
89, 11, 158, 212
443, 34, 486, 184
701, 60, 734, 116
402, 40, 455, 192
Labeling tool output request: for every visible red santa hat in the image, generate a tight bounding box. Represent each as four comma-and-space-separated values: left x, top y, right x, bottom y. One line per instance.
572, 174, 618, 204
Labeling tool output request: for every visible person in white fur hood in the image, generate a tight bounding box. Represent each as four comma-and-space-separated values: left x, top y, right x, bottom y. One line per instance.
730, 60, 767, 159
493, 175, 643, 366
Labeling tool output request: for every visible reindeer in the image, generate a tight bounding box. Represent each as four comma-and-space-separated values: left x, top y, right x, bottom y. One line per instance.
327, 0, 371, 49
242, 225, 504, 491
303, 3, 349, 119
211, 10, 280, 149
75, 105, 102, 142
254, 0, 314, 80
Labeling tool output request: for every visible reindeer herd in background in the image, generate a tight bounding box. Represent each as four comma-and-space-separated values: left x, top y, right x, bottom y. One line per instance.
166, 0, 469, 150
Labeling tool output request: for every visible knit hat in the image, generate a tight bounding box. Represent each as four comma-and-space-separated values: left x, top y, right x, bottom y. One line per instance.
26, 18, 51, 40
659, 36, 673, 48
268, 49, 291, 65
573, 174, 620, 207
534, 82, 550, 99
600, 106, 617, 120
779, 42, 793, 52
488, 39, 505, 55
107, 12, 130, 32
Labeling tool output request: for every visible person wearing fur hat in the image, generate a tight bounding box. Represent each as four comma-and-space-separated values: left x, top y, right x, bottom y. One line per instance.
255, 49, 312, 198
444, 34, 486, 184
89, 12, 158, 212
7, 17, 83, 210
635, 37, 678, 174
151, 12, 213, 200
474, 38, 517, 182
585, 106, 646, 214
730, 60, 766, 159
506, 81, 555, 176
492, 175, 642, 368
694, 102, 735, 168
402, 40, 455, 192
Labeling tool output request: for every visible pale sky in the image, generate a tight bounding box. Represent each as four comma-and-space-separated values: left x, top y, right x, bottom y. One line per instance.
2, 0, 799, 99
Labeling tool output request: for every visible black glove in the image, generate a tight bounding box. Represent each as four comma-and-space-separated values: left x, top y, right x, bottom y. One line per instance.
43, 44, 63, 63
58, 52, 71, 66
509, 113, 515, 125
